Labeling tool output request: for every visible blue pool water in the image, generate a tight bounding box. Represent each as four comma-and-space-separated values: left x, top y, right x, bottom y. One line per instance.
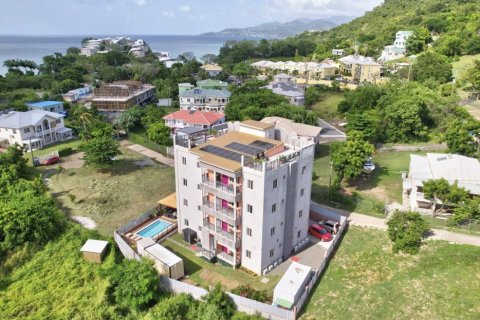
137, 220, 171, 238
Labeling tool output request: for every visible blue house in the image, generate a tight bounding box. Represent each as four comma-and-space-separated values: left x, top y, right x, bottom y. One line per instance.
26, 101, 64, 114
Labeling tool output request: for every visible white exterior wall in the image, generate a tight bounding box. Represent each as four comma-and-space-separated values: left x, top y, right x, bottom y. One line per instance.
174, 146, 204, 238
238, 125, 274, 139
0, 116, 66, 148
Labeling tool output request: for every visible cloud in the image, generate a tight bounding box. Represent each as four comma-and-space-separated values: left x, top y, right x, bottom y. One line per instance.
265, 0, 383, 19
179, 5, 191, 12
162, 10, 175, 18
133, 0, 146, 6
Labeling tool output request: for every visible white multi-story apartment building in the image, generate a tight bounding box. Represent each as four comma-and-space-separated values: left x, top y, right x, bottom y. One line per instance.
0, 110, 73, 150
179, 87, 231, 113
174, 120, 315, 275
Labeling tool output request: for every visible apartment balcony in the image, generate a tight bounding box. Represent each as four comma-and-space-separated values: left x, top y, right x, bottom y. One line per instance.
216, 228, 240, 249
199, 178, 241, 203
217, 251, 236, 265
202, 219, 216, 232
201, 248, 216, 261
201, 199, 241, 226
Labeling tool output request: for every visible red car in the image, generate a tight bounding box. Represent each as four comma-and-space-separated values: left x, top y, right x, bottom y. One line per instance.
308, 224, 333, 242
43, 156, 60, 166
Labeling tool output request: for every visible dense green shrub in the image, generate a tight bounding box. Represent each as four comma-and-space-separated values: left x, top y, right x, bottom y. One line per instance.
387, 211, 429, 254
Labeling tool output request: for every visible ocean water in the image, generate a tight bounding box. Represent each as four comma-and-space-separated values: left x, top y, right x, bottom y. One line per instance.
0, 34, 230, 75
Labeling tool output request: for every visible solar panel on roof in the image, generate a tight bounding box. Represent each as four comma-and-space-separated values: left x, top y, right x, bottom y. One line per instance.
249, 140, 275, 150
200, 145, 250, 163
225, 142, 264, 156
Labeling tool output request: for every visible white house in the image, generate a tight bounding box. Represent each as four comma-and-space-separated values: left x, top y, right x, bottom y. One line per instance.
332, 49, 345, 56
0, 110, 73, 150
402, 153, 480, 213
378, 31, 413, 62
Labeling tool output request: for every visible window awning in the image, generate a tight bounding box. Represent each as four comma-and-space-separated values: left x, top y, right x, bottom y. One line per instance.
158, 193, 176, 209
273, 297, 293, 309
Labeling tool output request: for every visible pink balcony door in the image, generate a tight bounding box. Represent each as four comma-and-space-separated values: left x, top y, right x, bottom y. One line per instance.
222, 199, 228, 208
222, 221, 228, 231
221, 175, 228, 185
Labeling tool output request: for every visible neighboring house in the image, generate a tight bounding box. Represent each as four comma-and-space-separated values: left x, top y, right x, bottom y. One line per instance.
332, 49, 345, 56
129, 39, 148, 58
62, 85, 92, 103
179, 87, 231, 113
261, 116, 322, 146
338, 54, 381, 83
92, 81, 155, 113
402, 153, 480, 213
197, 79, 228, 90
251, 60, 338, 80
173, 120, 315, 275
26, 101, 64, 114
178, 83, 194, 95
263, 74, 305, 106
0, 110, 73, 150
200, 64, 223, 77
378, 31, 413, 62
163, 110, 225, 133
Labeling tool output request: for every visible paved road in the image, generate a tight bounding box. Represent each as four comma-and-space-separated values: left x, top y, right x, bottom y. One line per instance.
311, 202, 480, 247
122, 141, 175, 167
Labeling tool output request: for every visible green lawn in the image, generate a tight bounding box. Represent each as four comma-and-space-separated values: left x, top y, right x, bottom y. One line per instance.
162, 233, 281, 300
25, 139, 83, 165
46, 146, 175, 236
301, 226, 480, 320
311, 93, 344, 121
452, 54, 480, 79
311, 146, 441, 217
0, 226, 119, 320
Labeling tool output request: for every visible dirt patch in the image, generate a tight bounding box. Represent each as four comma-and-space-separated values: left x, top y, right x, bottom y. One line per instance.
133, 158, 155, 167
60, 152, 85, 169
199, 269, 241, 289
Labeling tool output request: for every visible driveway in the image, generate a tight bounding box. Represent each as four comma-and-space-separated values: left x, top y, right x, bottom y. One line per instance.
270, 239, 327, 275
123, 142, 174, 167
311, 201, 480, 247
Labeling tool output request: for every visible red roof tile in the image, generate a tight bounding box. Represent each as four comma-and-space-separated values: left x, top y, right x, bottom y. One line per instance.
163, 110, 224, 125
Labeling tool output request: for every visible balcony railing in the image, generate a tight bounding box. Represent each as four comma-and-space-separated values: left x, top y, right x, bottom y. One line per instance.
203, 219, 216, 231
217, 251, 235, 264
217, 228, 234, 240
202, 248, 216, 260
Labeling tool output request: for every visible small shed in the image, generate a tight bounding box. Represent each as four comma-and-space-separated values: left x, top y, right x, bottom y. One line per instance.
80, 239, 109, 263
273, 262, 312, 309
143, 244, 184, 280
182, 228, 197, 244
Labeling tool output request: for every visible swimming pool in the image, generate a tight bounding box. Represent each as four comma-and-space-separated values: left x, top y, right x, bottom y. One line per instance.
137, 219, 172, 238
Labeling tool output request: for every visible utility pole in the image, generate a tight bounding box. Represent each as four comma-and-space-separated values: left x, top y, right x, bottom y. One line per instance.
328, 161, 333, 200
29, 136, 34, 165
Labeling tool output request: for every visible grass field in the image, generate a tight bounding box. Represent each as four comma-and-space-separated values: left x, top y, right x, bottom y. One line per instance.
45, 146, 175, 236
452, 54, 480, 79
0, 226, 119, 320
162, 234, 281, 299
311, 146, 439, 216
311, 93, 345, 121
301, 226, 480, 320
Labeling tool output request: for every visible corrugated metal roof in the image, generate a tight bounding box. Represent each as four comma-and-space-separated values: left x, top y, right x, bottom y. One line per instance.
145, 244, 182, 267
0, 110, 64, 129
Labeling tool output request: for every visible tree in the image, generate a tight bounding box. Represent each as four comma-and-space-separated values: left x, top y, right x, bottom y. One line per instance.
144, 293, 197, 320
231, 285, 267, 302
444, 120, 479, 157
462, 60, 480, 92
201, 283, 236, 320
382, 97, 429, 142
114, 105, 144, 132
81, 128, 120, 169
346, 110, 381, 143
330, 131, 374, 183
406, 27, 432, 54
106, 259, 160, 311
147, 122, 172, 146
387, 211, 429, 254
423, 178, 470, 211
453, 197, 480, 223
201, 54, 217, 64
412, 51, 452, 84
0, 144, 28, 179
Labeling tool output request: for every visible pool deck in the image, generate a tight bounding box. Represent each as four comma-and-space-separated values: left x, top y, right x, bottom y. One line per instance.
123, 216, 177, 245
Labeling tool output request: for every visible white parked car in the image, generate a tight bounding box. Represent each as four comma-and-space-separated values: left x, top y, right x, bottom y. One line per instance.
363, 158, 375, 173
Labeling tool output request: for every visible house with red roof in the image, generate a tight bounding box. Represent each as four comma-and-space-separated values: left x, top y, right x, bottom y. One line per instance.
163, 110, 225, 133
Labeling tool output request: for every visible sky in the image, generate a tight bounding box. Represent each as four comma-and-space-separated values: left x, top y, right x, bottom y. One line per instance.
0, 0, 384, 35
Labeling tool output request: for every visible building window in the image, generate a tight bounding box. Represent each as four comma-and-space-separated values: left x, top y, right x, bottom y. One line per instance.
247, 180, 253, 189
56, 119, 61, 124
23, 128, 30, 133
300, 188, 305, 197
270, 227, 275, 236
246, 228, 252, 236
273, 179, 277, 189
184, 219, 189, 226
302, 166, 306, 174
12, 129, 16, 134
297, 230, 301, 238
272, 203, 276, 213
270, 249, 274, 258
246, 250, 251, 258
183, 178, 188, 186
183, 199, 188, 206
247, 204, 253, 213
299, 210, 303, 218
182, 157, 186, 165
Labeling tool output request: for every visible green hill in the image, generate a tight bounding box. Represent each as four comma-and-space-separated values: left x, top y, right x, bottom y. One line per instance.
302, 0, 480, 58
